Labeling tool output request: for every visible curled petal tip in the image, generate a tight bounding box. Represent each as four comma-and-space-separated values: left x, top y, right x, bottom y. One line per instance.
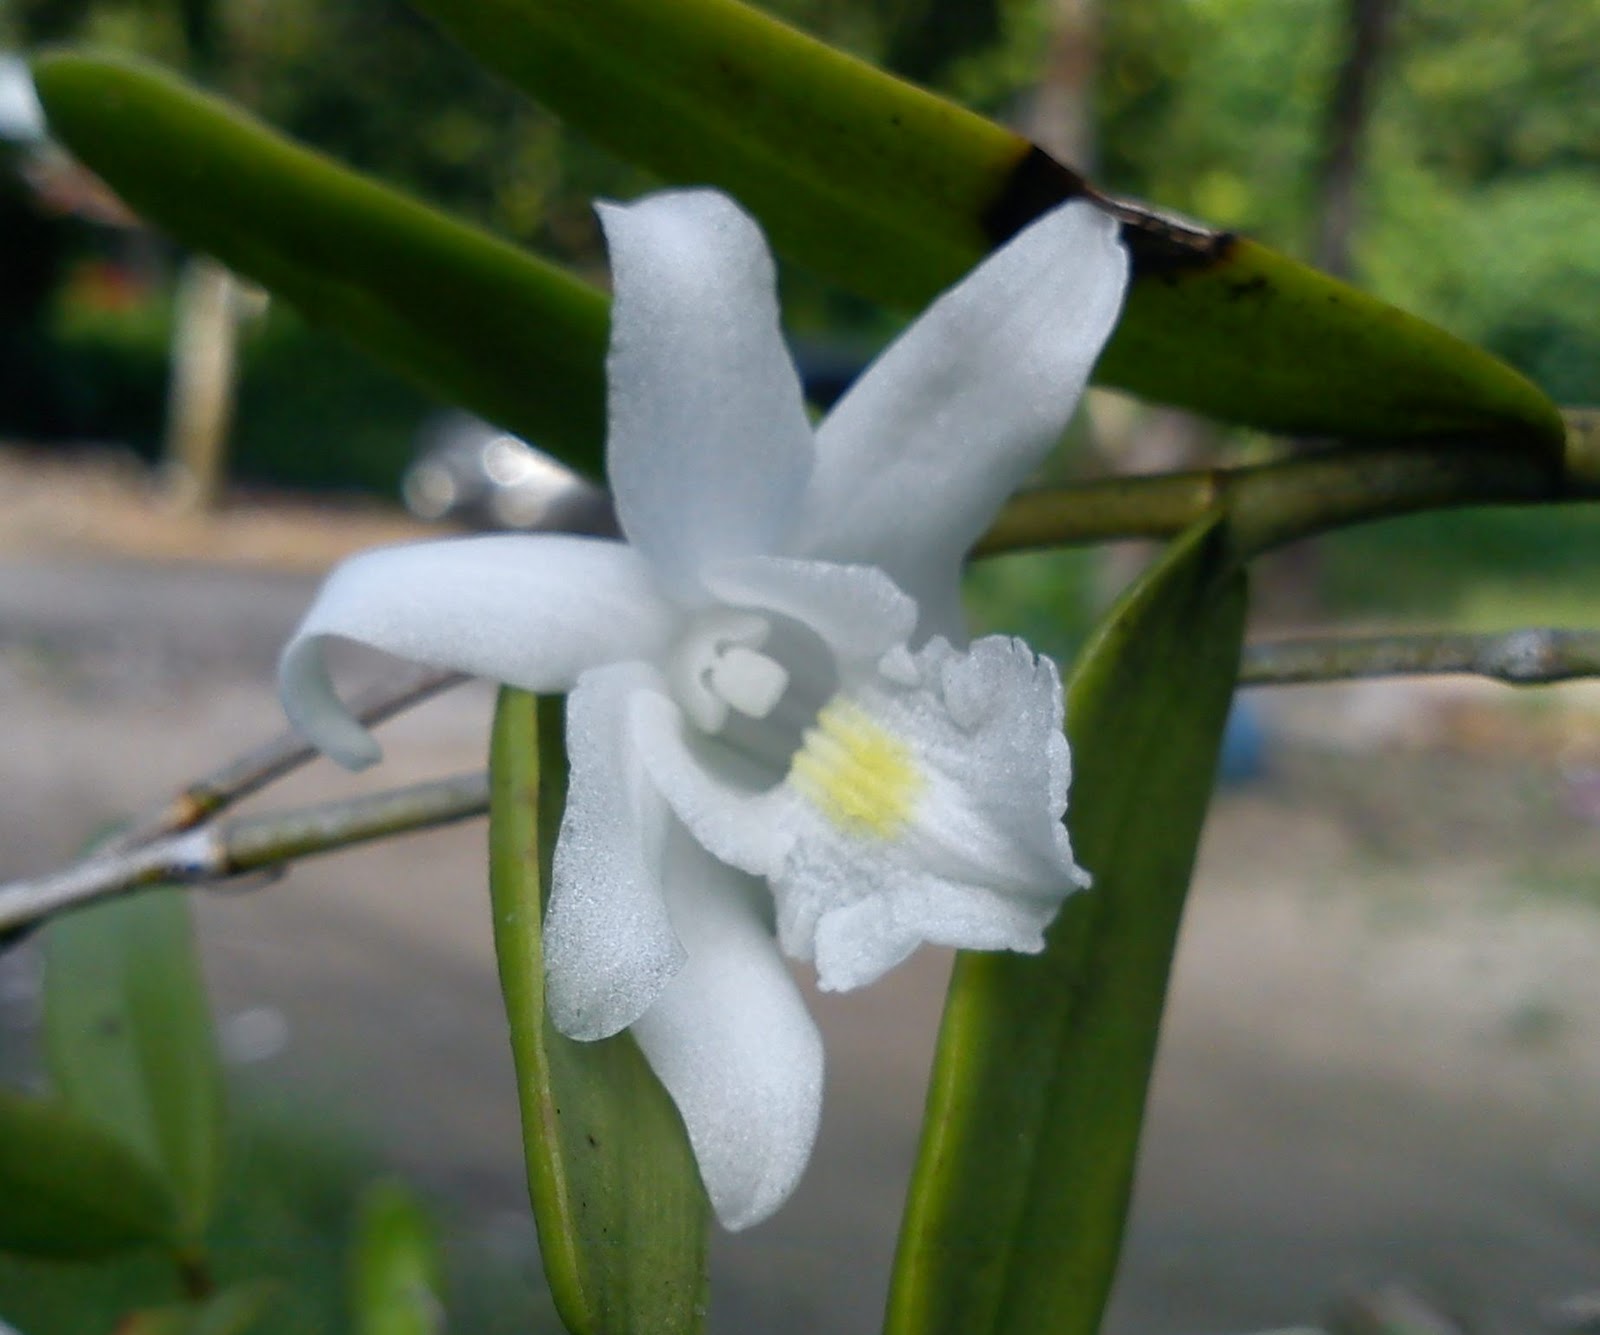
277, 636, 384, 771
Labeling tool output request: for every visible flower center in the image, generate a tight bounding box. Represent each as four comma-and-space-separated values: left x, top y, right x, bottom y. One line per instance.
666, 610, 791, 734
788, 697, 922, 838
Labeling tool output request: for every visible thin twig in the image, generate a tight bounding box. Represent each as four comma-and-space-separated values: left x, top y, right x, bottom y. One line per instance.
1240, 627, 1600, 687
977, 440, 1558, 559
0, 772, 488, 935
9, 626, 1600, 936
99, 665, 467, 855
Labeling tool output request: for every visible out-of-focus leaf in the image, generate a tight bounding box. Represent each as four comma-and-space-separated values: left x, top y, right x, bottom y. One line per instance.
43, 888, 223, 1246
885, 519, 1247, 1335
488, 690, 708, 1335
32, 54, 609, 478
115, 1283, 276, 1335
409, 0, 1564, 448
0, 1088, 178, 1259
351, 1181, 446, 1335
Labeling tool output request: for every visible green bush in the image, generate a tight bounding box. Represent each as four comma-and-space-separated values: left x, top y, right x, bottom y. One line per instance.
31, 290, 440, 498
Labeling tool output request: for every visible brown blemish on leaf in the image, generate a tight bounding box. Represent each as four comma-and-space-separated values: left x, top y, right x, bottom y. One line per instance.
981, 143, 1235, 278
978, 144, 1091, 244
1223, 275, 1271, 301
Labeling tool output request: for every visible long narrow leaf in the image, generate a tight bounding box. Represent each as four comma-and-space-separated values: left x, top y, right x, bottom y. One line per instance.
0, 1089, 180, 1259
488, 690, 709, 1335
885, 520, 1247, 1335
43, 888, 223, 1247
409, 0, 1563, 448
32, 54, 609, 477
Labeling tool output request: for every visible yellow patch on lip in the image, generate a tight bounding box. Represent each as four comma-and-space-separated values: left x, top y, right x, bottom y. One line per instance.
789, 698, 922, 838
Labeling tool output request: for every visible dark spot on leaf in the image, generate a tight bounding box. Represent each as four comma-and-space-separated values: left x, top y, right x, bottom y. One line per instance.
982, 144, 1235, 278
1223, 275, 1270, 301
980, 145, 1090, 246
586, 1132, 599, 1149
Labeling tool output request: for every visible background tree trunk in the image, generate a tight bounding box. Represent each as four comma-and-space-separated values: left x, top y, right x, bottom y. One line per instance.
1023, 0, 1098, 170
1313, 0, 1399, 277
163, 257, 241, 514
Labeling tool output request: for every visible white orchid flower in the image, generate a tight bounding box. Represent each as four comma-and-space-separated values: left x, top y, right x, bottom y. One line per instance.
279, 188, 1129, 1230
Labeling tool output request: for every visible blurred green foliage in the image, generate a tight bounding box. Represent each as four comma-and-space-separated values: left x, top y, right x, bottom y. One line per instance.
965, 548, 1100, 662
1321, 506, 1600, 621
1085, 0, 1600, 407
41, 297, 434, 493
0, 1098, 555, 1334
2, 0, 1596, 596
13, 0, 1599, 394
231, 315, 439, 495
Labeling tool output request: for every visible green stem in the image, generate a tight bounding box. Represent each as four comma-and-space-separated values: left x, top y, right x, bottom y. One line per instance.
976, 409, 1600, 559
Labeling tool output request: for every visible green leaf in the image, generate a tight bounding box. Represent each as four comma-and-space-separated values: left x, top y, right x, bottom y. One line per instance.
351, 1181, 446, 1335
1098, 235, 1565, 446
117, 1283, 277, 1335
43, 888, 224, 1247
32, 53, 609, 478
408, 0, 1563, 448
0, 1088, 179, 1259
488, 690, 709, 1335
884, 520, 1248, 1335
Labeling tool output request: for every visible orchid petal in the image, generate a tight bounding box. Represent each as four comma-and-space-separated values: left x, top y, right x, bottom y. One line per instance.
630, 825, 824, 1231
279, 535, 674, 768
600, 190, 814, 601
796, 200, 1129, 633
705, 554, 918, 671
545, 663, 685, 1040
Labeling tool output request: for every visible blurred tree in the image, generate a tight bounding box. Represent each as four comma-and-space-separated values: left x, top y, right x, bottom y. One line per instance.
1362, 0, 1600, 403
1313, 0, 1397, 276
6, 0, 1595, 485
1080, 0, 1598, 407
881, 0, 1003, 86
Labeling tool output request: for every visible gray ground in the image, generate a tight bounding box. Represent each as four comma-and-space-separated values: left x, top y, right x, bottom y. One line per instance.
0, 552, 1597, 1334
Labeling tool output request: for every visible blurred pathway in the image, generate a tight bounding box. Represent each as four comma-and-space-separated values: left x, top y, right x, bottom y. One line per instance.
0, 552, 1596, 1334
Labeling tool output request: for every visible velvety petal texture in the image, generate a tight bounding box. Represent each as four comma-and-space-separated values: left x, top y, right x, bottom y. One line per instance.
601, 191, 814, 603
544, 663, 683, 1040
797, 200, 1129, 634
277, 187, 1130, 1233
629, 827, 824, 1232
279, 535, 673, 768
